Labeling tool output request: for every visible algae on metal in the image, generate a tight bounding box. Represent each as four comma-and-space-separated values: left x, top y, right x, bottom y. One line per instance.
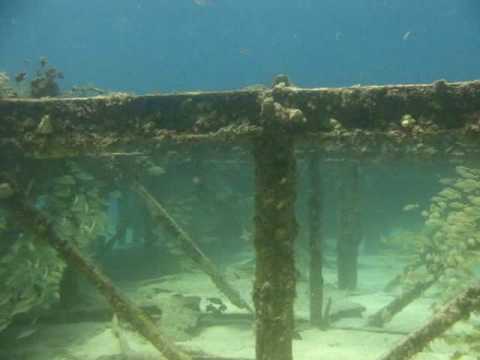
253, 87, 302, 360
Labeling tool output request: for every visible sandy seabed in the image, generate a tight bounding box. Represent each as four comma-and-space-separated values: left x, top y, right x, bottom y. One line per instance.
0, 253, 475, 360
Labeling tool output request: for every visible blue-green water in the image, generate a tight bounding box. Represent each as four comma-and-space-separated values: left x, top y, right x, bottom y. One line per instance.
1, 0, 479, 92
1, 2, 480, 360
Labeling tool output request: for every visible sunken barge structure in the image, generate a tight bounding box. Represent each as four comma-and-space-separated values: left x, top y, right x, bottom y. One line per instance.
1, 77, 480, 360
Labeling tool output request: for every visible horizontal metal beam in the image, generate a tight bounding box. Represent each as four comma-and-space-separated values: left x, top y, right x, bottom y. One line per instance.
1, 80, 479, 158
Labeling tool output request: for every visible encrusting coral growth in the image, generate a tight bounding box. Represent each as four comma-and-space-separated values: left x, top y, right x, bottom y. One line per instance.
0, 58, 64, 99
29, 57, 63, 98
253, 85, 303, 360
0, 72, 16, 97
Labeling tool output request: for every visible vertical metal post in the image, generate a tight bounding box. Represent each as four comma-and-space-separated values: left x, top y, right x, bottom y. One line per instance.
253, 94, 300, 360
308, 150, 324, 326
336, 162, 361, 290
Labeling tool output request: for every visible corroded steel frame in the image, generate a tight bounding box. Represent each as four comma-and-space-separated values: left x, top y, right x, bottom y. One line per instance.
0, 80, 479, 159
1, 79, 480, 360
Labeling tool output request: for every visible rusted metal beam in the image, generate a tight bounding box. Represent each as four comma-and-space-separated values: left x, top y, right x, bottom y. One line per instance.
1, 80, 479, 133
275, 80, 480, 131
0, 80, 479, 158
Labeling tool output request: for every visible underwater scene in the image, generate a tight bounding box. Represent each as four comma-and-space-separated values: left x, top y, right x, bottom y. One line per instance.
1, 1, 480, 360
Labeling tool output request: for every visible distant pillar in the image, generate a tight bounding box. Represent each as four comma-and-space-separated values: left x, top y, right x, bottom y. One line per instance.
59, 267, 81, 309
336, 162, 361, 290
308, 150, 324, 326
253, 93, 301, 360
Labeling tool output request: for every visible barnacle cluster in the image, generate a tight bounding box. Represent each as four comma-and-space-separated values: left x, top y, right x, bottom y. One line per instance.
400, 114, 416, 129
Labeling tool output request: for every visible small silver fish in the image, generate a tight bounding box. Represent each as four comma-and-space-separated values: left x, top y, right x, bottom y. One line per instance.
403, 203, 419, 212
193, 0, 213, 6
16, 327, 37, 340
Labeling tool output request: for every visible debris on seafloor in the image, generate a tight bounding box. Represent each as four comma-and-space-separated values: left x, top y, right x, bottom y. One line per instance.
133, 183, 254, 314
204, 297, 227, 315
95, 314, 161, 360
328, 300, 366, 323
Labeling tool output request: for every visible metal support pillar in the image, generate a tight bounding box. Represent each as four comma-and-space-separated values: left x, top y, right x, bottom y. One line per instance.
336, 162, 361, 290
253, 94, 300, 360
308, 151, 324, 326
